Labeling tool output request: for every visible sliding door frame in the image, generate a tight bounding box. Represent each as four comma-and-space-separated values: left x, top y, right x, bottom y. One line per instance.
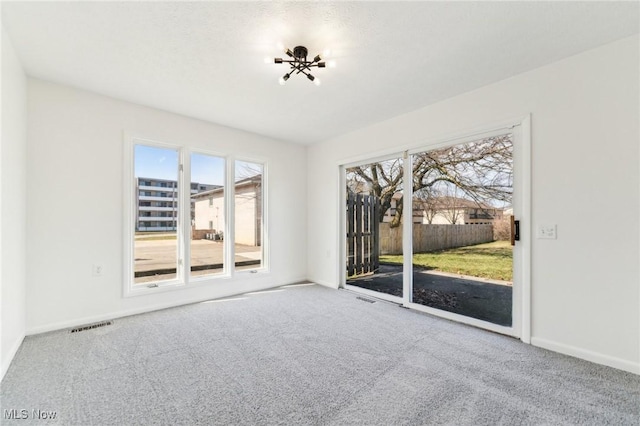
339, 116, 531, 343
340, 151, 406, 304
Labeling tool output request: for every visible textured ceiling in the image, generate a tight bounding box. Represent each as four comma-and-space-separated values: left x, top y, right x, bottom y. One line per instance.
2, 2, 638, 144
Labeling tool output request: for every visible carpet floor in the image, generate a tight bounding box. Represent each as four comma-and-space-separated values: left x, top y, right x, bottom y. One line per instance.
1, 283, 638, 425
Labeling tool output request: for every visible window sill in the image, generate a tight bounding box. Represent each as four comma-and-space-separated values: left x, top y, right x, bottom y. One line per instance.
123, 267, 270, 298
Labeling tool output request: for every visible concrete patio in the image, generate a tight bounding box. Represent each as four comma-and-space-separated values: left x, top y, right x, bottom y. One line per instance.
347, 264, 512, 326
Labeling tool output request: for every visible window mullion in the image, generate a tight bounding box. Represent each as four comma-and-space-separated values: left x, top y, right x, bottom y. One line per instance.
402, 152, 413, 305
226, 156, 236, 277
181, 153, 189, 284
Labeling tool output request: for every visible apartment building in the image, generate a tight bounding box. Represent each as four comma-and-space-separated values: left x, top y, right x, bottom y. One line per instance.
135, 177, 217, 232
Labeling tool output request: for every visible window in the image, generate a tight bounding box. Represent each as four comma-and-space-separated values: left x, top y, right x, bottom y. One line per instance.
235, 160, 263, 271
132, 143, 180, 286
191, 153, 225, 278
125, 136, 268, 296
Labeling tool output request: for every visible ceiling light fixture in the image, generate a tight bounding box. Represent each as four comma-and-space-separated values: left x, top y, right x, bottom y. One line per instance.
274, 45, 329, 86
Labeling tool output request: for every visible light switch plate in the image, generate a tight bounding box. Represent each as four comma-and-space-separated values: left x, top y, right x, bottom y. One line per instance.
537, 224, 557, 239
92, 264, 104, 277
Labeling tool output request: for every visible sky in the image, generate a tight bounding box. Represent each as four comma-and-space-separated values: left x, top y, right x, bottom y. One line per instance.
135, 145, 225, 185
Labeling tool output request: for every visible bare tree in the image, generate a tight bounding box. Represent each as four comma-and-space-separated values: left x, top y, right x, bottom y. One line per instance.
346, 134, 513, 227
439, 186, 464, 225
413, 187, 440, 224
346, 158, 404, 226
235, 161, 262, 201
235, 161, 262, 182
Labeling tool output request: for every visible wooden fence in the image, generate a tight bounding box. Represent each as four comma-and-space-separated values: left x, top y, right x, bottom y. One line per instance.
346, 193, 380, 277
379, 223, 494, 255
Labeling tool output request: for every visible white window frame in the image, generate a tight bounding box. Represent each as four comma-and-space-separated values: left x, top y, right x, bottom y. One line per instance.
124, 135, 185, 297
232, 157, 269, 276
123, 134, 269, 297
186, 148, 230, 283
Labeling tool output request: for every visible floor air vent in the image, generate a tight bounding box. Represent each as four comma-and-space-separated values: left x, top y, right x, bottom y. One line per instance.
70, 321, 113, 333
356, 296, 377, 304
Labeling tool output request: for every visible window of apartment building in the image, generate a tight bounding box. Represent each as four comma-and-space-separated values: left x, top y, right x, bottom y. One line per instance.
125, 136, 267, 296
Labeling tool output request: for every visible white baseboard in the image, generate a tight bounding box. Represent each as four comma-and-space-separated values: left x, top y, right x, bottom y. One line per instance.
1, 333, 25, 382
310, 279, 338, 289
531, 337, 639, 375
26, 278, 308, 336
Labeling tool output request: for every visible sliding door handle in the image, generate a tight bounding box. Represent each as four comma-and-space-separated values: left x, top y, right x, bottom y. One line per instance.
510, 217, 520, 246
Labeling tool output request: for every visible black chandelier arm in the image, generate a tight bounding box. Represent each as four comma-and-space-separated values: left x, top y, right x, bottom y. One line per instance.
286, 61, 313, 75
297, 67, 313, 78
274, 58, 323, 70
296, 62, 314, 73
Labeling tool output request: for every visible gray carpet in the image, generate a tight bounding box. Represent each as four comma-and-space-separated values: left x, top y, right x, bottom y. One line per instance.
1, 284, 638, 425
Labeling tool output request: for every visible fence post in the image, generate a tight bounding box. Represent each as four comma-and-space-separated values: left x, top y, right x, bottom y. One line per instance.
372, 197, 380, 272
346, 193, 380, 278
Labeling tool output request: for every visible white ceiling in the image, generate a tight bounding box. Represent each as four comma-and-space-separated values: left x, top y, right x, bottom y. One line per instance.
2, 1, 638, 144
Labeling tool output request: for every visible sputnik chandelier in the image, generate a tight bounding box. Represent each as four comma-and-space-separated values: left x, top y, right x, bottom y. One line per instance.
273, 45, 332, 86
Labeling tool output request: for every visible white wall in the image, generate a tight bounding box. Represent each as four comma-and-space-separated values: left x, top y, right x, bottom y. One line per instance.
307, 36, 639, 373
1, 28, 28, 380
26, 79, 307, 333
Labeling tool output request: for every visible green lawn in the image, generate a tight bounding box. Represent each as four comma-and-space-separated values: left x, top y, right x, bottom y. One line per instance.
380, 240, 513, 282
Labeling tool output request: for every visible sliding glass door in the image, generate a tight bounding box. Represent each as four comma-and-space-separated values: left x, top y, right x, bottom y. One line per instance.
409, 134, 514, 327
343, 126, 526, 337
345, 157, 404, 301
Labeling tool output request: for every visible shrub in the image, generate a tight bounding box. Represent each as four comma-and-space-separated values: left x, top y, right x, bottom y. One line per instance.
494, 216, 512, 241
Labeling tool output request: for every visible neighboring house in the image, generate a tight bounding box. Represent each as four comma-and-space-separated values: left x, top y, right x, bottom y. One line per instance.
354, 190, 505, 226
136, 177, 217, 232
422, 196, 505, 225
192, 175, 262, 246
381, 192, 425, 224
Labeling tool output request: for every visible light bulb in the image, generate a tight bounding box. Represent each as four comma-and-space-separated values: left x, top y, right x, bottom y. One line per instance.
264, 57, 271, 64
276, 42, 285, 51
279, 77, 286, 85
323, 48, 332, 58
314, 78, 321, 86
328, 60, 337, 68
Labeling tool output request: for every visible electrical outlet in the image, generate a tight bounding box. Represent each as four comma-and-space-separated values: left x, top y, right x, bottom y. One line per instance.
537, 225, 557, 239
92, 264, 104, 277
